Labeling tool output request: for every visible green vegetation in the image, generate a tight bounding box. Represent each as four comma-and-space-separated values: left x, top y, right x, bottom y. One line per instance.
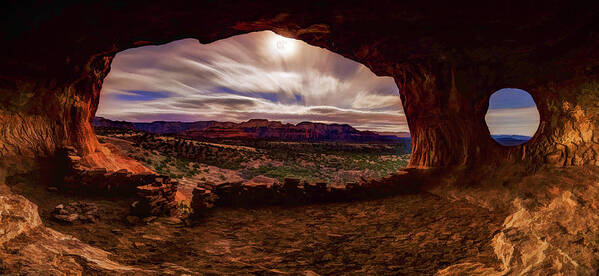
102, 132, 411, 184
177, 200, 193, 217
245, 148, 409, 183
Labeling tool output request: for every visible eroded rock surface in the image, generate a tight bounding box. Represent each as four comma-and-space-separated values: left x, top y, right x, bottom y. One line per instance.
35, 190, 507, 275
0, 194, 145, 275
431, 166, 599, 275
0, 195, 42, 246
491, 191, 599, 274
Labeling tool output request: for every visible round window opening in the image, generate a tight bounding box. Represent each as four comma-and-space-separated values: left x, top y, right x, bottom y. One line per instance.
484, 88, 540, 146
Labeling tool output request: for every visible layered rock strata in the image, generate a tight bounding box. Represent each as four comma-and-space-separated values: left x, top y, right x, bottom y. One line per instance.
95, 117, 401, 143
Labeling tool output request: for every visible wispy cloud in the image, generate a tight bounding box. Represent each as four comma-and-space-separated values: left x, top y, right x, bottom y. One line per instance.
97, 31, 406, 132
485, 106, 540, 136
96, 31, 539, 136
113, 90, 174, 101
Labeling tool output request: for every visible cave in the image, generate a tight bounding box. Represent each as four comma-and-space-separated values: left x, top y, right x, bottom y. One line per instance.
2, 1, 599, 274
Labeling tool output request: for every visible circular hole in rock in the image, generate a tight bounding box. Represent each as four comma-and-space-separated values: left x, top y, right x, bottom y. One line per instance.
484, 88, 540, 146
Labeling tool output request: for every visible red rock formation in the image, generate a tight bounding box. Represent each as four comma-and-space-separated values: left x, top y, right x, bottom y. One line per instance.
93, 117, 135, 130
96, 117, 398, 142
186, 119, 394, 142
133, 120, 234, 134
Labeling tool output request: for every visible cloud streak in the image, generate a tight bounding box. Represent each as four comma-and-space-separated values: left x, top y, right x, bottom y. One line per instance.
485, 106, 540, 136
97, 31, 540, 136
97, 31, 405, 132
485, 89, 540, 136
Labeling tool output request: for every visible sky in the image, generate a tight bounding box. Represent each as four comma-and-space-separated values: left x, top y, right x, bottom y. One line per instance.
97, 31, 406, 133
485, 88, 540, 136
97, 31, 540, 136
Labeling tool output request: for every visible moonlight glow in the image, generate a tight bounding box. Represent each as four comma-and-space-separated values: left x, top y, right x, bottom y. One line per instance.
270, 36, 298, 56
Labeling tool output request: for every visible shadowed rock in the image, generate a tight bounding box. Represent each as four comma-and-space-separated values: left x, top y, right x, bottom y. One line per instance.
0, 195, 148, 274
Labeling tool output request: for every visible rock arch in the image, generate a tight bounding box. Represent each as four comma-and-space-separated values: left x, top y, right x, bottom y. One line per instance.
1, 1, 598, 174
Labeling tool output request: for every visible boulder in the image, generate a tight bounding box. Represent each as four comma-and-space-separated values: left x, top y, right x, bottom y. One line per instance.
0, 195, 42, 245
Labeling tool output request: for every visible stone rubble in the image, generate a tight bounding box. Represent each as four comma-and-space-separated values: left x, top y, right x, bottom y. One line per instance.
190, 172, 419, 215
60, 147, 180, 218
190, 186, 218, 215
130, 176, 179, 217
51, 201, 100, 224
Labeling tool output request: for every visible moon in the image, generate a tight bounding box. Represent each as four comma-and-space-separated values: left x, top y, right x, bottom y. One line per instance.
270, 36, 297, 57
276, 40, 287, 50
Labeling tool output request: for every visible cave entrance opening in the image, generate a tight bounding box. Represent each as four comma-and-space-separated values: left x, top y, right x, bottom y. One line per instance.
484, 88, 540, 146
93, 31, 412, 200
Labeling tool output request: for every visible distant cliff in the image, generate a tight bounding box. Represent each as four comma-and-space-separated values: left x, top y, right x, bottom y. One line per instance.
93, 117, 135, 130
94, 117, 408, 143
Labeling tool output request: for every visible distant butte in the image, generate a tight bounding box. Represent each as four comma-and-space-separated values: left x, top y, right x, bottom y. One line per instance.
93, 117, 409, 143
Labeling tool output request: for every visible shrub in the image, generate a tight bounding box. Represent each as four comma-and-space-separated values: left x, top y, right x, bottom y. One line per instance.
177, 200, 193, 217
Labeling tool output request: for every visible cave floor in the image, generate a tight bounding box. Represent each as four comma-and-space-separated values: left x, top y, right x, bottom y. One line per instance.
8, 174, 506, 275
